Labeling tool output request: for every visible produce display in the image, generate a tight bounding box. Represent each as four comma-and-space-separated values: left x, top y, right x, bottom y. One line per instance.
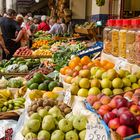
33, 49, 52, 57
14, 47, 32, 57
22, 106, 86, 140
86, 90, 140, 138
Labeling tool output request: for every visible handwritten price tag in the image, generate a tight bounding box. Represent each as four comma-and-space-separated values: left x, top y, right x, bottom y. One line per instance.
64, 89, 71, 106
85, 122, 108, 140
115, 58, 127, 71
0, 126, 5, 138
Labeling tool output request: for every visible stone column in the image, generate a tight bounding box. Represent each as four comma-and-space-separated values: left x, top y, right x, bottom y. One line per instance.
6, 0, 13, 11
0, 0, 4, 14
13, 0, 17, 11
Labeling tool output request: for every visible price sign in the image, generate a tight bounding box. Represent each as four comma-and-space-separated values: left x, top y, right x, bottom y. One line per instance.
115, 58, 127, 71
0, 126, 5, 138
85, 122, 108, 140
64, 89, 71, 106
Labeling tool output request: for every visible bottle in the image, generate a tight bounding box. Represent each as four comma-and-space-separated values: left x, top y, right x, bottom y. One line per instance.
112, 19, 123, 56
134, 20, 140, 65
126, 19, 137, 63
119, 19, 131, 58
103, 19, 115, 54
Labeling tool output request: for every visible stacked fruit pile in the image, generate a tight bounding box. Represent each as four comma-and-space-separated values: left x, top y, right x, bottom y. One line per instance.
86, 89, 140, 138
26, 73, 63, 91
27, 98, 71, 117
22, 106, 87, 140
14, 47, 32, 57
32, 40, 49, 49
33, 49, 52, 57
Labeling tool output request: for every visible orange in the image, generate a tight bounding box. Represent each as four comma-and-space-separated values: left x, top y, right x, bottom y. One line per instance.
92, 59, 101, 67
81, 56, 91, 65
69, 61, 77, 69
100, 60, 109, 66
87, 62, 94, 68
71, 56, 81, 64
60, 67, 65, 75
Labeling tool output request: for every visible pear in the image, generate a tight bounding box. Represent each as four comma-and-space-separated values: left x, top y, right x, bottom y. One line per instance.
25, 132, 37, 140
21, 126, 30, 137
38, 108, 48, 118
48, 106, 62, 117
30, 113, 42, 122
79, 129, 86, 140
38, 130, 50, 140
65, 130, 78, 140
51, 130, 65, 140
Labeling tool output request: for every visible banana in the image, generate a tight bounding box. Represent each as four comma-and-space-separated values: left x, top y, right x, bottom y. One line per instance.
16, 97, 26, 103
19, 86, 27, 96
13, 100, 24, 105
13, 102, 22, 107
0, 89, 12, 99
0, 93, 7, 99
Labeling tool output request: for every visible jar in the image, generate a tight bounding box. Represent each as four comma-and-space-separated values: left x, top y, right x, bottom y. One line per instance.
126, 19, 138, 63
103, 19, 115, 54
112, 19, 123, 56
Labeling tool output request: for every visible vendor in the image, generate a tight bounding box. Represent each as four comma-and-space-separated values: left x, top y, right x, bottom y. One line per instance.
0, 9, 21, 59
48, 17, 63, 35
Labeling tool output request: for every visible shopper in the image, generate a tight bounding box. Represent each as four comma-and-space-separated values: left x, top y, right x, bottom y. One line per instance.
38, 15, 50, 31
0, 9, 21, 59
59, 18, 67, 34
48, 17, 63, 35
16, 14, 24, 27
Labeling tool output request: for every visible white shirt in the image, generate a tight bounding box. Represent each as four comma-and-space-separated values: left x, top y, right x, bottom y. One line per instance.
61, 23, 67, 34
48, 23, 63, 35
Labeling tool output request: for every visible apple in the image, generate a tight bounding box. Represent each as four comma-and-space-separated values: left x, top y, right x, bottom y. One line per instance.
120, 111, 136, 126
103, 112, 116, 124
102, 88, 113, 96
116, 125, 134, 138
95, 69, 105, 79
102, 72, 107, 79
79, 78, 90, 89
132, 96, 140, 103
135, 71, 140, 79
127, 74, 137, 83
73, 115, 87, 131
90, 78, 101, 88
25, 132, 37, 140
112, 78, 123, 89
97, 93, 104, 100
93, 101, 102, 110
134, 89, 140, 96
112, 108, 118, 116
38, 109, 48, 118
71, 76, 81, 85
138, 79, 140, 86
90, 67, 100, 76
101, 78, 112, 89
58, 119, 73, 132
117, 107, 129, 117
65, 130, 78, 140
88, 87, 101, 95
100, 96, 111, 105
130, 105, 140, 116
37, 130, 50, 140
122, 78, 131, 87
64, 76, 73, 84
115, 98, 128, 109
72, 71, 79, 77
51, 130, 65, 140
77, 88, 88, 97
79, 70, 90, 78
106, 69, 118, 80
75, 65, 82, 71
136, 116, 140, 124
86, 95, 98, 105
113, 89, 123, 95
138, 124, 140, 134
98, 105, 112, 116
108, 118, 120, 130
124, 87, 132, 92
79, 129, 86, 140
30, 113, 42, 122
70, 83, 79, 95
82, 65, 89, 70
132, 83, 140, 89
124, 91, 133, 100
118, 69, 126, 78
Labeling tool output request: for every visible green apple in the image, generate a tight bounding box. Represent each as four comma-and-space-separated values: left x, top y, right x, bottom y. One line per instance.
21, 126, 30, 137
79, 129, 86, 140
70, 83, 79, 95
101, 78, 112, 89
113, 89, 123, 95
73, 115, 87, 131
102, 88, 113, 96
38, 130, 50, 140
79, 78, 90, 89
112, 78, 123, 88
90, 67, 100, 76
95, 69, 105, 79
58, 118, 73, 132
77, 88, 88, 97
122, 78, 131, 87
65, 130, 79, 140
38, 109, 48, 118
27, 119, 41, 133
88, 87, 101, 95
25, 132, 37, 140
51, 130, 65, 140
42, 115, 55, 131
118, 69, 126, 78
124, 87, 132, 92
102, 72, 108, 79
127, 74, 137, 83
106, 69, 117, 80
132, 83, 140, 89
30, 113, 42, 122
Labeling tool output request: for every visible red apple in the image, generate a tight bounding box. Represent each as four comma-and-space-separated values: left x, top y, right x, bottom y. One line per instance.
138, 124, 140, 134
115, 98, 128, 109
108, 99, 117, 109
124, 91, 133, 100
112, 108, 118, 116
130, 105, 140, 116
103, 112, 116, 124
134, 89, 140, 96
82, 65, 89, 70
116, 125, 134, 138
120, 111, 136, 126
132, 96, 140, 104
93, 101, 102, 110
72, 71, 79, 77
136, 116, 140, 124
97, 93, 104, 100
113, 95, 123, 99
100, 105, 112, 111
100, 96, 111, 105
108, 118, 120, 130
98, 105, 112, 116
86, 95, 98, 105
117, 107, 129, 117
127, 101, 134, 108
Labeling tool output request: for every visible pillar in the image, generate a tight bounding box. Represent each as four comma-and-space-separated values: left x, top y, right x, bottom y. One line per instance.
0, 0, 4, 14
6, 0, 13, 11
13, 0, 17, 11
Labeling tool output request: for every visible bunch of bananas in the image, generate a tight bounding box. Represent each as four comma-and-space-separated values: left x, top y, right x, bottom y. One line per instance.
29, 90, 44, 101
0, 97, 25, 112
15, 86, 27, 98
96, 0, 105, 6
0, 89, 12, 100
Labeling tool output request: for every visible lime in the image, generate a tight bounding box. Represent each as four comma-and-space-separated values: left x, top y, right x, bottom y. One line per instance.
48, 81, 58, 91
38, 83, 48, 91
33, 73, 45, 84
29, 83, 39, 90
2, 106, 7, 112
26, 79, 34, 88
45, 76, 53, 81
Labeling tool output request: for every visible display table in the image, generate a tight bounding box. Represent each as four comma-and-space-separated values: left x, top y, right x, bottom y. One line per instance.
101, 52, 140, 73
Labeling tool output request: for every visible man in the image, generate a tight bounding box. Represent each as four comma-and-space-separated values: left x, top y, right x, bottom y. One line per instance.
38, 15, 50, 31
0, 9, 21, 59
48, 17, 63, 35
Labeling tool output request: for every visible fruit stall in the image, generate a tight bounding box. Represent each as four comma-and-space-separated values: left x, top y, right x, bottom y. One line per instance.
1, 18, 140, 140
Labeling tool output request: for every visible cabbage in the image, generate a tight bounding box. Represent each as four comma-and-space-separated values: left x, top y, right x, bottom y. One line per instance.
0, 76, 8, 88
18, 65, 28, 73
7, 78, 23, 88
